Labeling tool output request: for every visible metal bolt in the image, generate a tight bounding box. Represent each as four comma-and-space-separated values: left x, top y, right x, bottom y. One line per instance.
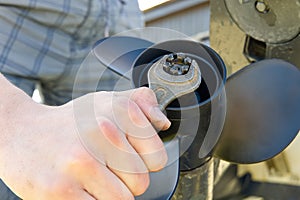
255, 1, 269, 13
163, 53, 192, 76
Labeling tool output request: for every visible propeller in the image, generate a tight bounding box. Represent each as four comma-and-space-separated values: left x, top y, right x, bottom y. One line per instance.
214, 59, 300, 163
91, 36, 300, 199
93, 36, 300, 162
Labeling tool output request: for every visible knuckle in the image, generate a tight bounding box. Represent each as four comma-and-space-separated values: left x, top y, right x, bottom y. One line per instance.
115, 96, 138, 113
64, 149, 100, 174
44, 180, 71, 198
136, 87, 156, 100
138, 86, 154, 94
132, 88, 158, 111
113, 190, 134, 200
116, 96, 129, 106
77, 156, 100, 172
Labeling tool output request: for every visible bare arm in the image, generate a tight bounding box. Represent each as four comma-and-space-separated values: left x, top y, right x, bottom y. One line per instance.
0, 73, 170, 200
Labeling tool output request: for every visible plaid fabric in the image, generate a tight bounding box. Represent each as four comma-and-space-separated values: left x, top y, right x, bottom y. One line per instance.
0, 0, 143, 105
0, 0, 143, 199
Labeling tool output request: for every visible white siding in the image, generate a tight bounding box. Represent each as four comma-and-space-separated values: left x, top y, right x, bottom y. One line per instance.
144, 0, 210, 37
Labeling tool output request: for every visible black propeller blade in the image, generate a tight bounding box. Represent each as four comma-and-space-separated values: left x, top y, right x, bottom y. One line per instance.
93, 36, 153, 79
214, 59, 300, 163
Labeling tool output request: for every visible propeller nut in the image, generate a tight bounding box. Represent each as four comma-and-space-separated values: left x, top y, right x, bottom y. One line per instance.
163, 53, 192, 76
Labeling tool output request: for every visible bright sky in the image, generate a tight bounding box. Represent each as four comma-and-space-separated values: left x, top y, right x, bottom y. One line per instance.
138, 0, 170, 11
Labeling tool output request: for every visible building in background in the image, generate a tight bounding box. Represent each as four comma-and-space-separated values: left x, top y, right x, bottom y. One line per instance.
143, 0, 210, 44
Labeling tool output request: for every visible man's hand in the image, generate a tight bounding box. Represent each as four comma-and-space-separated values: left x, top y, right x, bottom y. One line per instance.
0, 84, 170, 200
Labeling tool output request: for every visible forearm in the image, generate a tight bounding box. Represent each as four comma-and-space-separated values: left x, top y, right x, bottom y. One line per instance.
0, 73, 35, 149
